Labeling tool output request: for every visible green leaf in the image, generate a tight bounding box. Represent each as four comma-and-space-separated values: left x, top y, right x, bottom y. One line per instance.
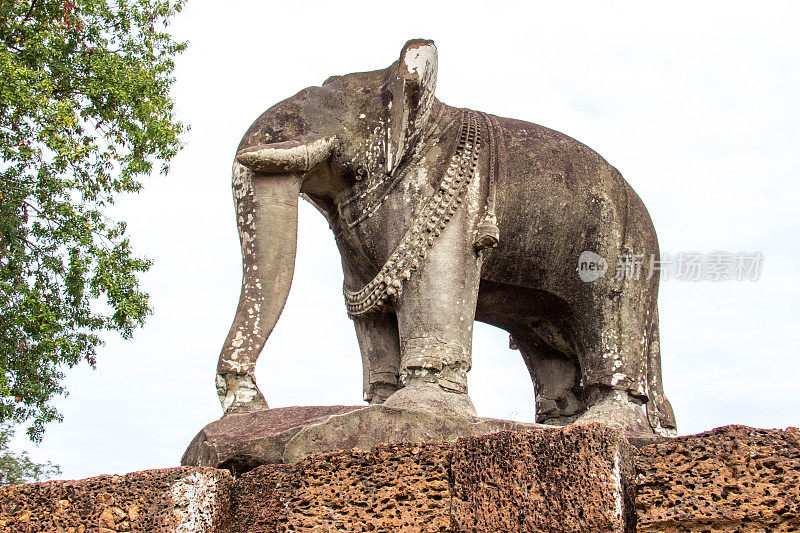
0, 0, 187, 442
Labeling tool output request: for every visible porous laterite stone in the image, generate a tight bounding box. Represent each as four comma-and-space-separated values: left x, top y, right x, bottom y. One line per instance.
636, 425, 800, 532
0, 467, 232, 532
450, 424, 635, 532
231, 442, 453, 533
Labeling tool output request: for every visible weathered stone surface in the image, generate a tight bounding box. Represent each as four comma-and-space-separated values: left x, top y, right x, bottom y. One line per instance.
182, 404, 540, 470
229, 424, 634, 532
181, 405, 365, 473
451, 424, 634, 532
227, 463, 289, 533
232, 443, 453, 532
636, 425, 800, 532
282, 404, 541, 464
0, 466, 232, 532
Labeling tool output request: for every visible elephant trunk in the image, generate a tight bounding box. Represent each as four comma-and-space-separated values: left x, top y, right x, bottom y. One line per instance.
216, 163, 303, 413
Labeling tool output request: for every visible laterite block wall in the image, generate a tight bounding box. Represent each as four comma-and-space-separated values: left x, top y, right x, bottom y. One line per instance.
1, 424, 797, 532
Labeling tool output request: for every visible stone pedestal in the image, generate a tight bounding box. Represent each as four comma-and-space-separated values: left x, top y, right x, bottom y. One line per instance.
181, 404, 541, 472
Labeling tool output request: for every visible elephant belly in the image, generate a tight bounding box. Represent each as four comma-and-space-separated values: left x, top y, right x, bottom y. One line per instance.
479, 115, 659, 318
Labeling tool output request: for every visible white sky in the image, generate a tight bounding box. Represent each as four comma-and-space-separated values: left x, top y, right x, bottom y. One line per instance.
15, 1, 800, 479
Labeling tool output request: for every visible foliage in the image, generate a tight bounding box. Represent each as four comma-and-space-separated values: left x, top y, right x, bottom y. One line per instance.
0, 422, 60, 484
0, 0, 187, 441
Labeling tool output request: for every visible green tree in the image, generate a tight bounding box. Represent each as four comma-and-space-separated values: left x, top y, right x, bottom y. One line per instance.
0, 0, 187, 441
0, 422, 60, 484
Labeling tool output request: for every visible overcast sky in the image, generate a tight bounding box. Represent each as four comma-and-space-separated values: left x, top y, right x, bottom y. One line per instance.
14, 1, 800, 480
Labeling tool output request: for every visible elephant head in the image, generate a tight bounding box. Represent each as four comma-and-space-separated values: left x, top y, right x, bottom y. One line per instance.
216, 39, 442, 412
237, 38, 438, 178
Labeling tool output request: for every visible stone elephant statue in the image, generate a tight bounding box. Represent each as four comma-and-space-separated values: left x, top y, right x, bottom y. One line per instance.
215, 39, 676, 436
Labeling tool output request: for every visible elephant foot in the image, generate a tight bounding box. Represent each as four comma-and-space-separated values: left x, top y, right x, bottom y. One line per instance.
216, 372, 269, 415
382, 380, 477, 419
367, 384, 399, 405
572, 386, 652, 436
535, 389, 583, 426
538, 413, 581, 427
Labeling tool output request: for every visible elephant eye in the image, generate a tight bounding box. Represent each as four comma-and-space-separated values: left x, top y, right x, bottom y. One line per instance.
329, 149, 358, 181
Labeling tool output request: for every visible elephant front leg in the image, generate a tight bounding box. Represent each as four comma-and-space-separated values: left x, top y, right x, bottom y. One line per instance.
353, 313, 401, 404
382, 215, 483, 418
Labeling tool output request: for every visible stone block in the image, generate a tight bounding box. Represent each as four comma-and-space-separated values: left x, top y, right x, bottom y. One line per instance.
636, 425, 800, 532
231, 443, 453, 532
450, 424, 635, 532
0, 466, 232, 532
229, 424, 635, 532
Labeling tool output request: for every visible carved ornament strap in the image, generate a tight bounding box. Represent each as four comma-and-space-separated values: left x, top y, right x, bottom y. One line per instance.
344, 109, 482, 317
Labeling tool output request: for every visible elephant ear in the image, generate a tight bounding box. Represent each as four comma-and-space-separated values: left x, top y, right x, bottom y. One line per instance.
387, 39, 438, 174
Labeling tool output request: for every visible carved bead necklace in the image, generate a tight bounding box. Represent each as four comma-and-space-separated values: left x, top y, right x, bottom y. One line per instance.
344, 109, 482, 317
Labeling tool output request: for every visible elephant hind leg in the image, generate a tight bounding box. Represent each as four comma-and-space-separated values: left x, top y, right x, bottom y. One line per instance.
511, 331, 584, 425
569, 290, 659, 435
